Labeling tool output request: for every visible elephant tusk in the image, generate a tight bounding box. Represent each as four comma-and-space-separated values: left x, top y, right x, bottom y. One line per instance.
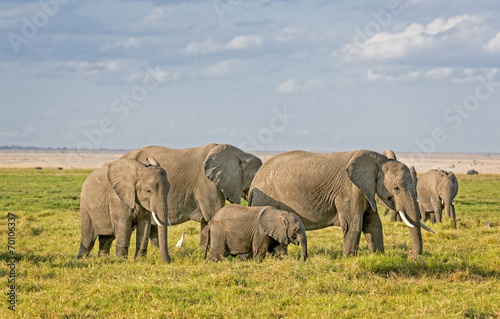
399, 211, 415, 228
420, 220, 438, 234
152, 212, 172, 227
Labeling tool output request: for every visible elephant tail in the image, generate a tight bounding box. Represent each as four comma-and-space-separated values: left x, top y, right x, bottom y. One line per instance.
204, 226, 211, 259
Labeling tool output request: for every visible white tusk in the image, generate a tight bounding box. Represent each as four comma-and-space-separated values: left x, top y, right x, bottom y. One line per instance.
152, 212, 171, 227
452, 200, 455, 205
167, 216, 172, 227
420, 220, 438, 234
441, 199, 444, 205
399, 211, 415, 228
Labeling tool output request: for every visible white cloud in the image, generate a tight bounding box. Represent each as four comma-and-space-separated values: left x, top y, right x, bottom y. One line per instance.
277, 79, 299, 93
185, 38, 218, 55
276, 78, 324, 94
484, 32, 500, 53
202, 60, 245, 77
223, 35, 263, 50
347, 15, 476, 60
366, 67, 454, 82
274, 27, 305, 42
185, 35, 262, 55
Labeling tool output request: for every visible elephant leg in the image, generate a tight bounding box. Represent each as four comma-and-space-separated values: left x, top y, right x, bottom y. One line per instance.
253, 240, 270, 262
114, 219, 133, 259
149, 225, 159, 248
420, 203, 428, 222
77, 212, 96, 259
390, 210, 398, 222
98, 235, 114, 257
199, 221, 209, 248
135, 217, 152, 259
207, 228, 225, 261
384, 208, 390, 216
77, 235, 96, 259
433, 206, 442, 223
338, 205, 363, 257
362, 210, 384, 254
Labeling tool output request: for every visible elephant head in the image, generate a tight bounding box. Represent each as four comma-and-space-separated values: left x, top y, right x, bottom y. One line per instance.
107, 157, 171, 262
346, 150, 436, 258
204, 144, 263, 204
258, 208, 307, 261
436, 170, 458, 221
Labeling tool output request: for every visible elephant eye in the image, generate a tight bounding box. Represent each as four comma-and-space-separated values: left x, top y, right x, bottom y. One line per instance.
387, 196, 393, 202
393, 187, 400, 193
146, 189, 152, 194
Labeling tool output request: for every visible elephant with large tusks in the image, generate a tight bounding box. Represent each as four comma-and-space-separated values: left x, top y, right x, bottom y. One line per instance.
249, 150, 437, 259
417, 169, 459, 223
77, 157, 171, 262
205, 205, 307, 262
122, 144, 262, 247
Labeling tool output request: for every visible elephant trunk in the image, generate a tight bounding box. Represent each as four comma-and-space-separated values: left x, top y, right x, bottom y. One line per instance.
400, 194, 424, 258
299, 233, 307, 262
152, 198, 171, 263
158, 223, 171, 263
444, 192, 456, 222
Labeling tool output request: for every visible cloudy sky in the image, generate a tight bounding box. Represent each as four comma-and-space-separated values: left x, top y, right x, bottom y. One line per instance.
1, 0, 499, 154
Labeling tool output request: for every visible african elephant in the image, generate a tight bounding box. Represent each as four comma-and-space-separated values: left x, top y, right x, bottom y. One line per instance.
417, 169, 459, 223
77, 157, 171, 262
375, 151, 419, 223
204, 205, 307, 262
249, 150, 436, 259
122, 144, 262, 247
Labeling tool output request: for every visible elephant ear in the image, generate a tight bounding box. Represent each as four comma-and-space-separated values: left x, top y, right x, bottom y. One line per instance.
204, 144, 242, 204
107, 158, 141, 209
258, 208, 290, 245
145, 157, 161, 168
346, 150, 384, 213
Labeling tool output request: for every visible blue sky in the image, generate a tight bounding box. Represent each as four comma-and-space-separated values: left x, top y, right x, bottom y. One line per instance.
1, 0, 499, 153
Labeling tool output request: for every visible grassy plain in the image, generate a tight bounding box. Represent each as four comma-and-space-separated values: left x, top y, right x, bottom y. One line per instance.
0, 168, 499, 318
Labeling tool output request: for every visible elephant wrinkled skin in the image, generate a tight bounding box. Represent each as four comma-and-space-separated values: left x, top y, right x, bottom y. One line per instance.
249, 150, 436, 258
205, 205, 307, 262
122, 144, 262, 246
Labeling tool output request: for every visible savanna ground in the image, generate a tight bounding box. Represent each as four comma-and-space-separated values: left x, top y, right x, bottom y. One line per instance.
0, 168, 499, 318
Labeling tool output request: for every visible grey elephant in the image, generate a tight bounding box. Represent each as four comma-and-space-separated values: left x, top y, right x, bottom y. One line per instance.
376, 150, 418, 223
122, 144, 262, 247
204, 205, 307, 262
77, 157, 171, 262
417, 169, 459, 223
249, 150, 436, 259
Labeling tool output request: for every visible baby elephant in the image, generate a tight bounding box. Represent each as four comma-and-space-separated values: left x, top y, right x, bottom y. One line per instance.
205, 205, 307, 262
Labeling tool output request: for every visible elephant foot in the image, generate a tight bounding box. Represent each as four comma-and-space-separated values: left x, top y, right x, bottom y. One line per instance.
98, 249, 110, 257
150, 238, 159, 248
115, 245, 129, 259
135, 248, 148, 259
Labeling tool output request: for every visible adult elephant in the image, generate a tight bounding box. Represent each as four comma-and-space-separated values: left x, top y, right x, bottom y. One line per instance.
249, 150, 436, 258
122, 144, 262, 246
417, 169, 459, 223
77, 157, 171, 262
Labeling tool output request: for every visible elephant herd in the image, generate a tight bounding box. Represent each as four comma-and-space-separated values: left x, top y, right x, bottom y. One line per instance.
77, 144, 458, 263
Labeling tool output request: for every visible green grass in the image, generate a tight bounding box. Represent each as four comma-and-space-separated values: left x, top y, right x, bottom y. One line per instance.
1, 168, 499, 318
